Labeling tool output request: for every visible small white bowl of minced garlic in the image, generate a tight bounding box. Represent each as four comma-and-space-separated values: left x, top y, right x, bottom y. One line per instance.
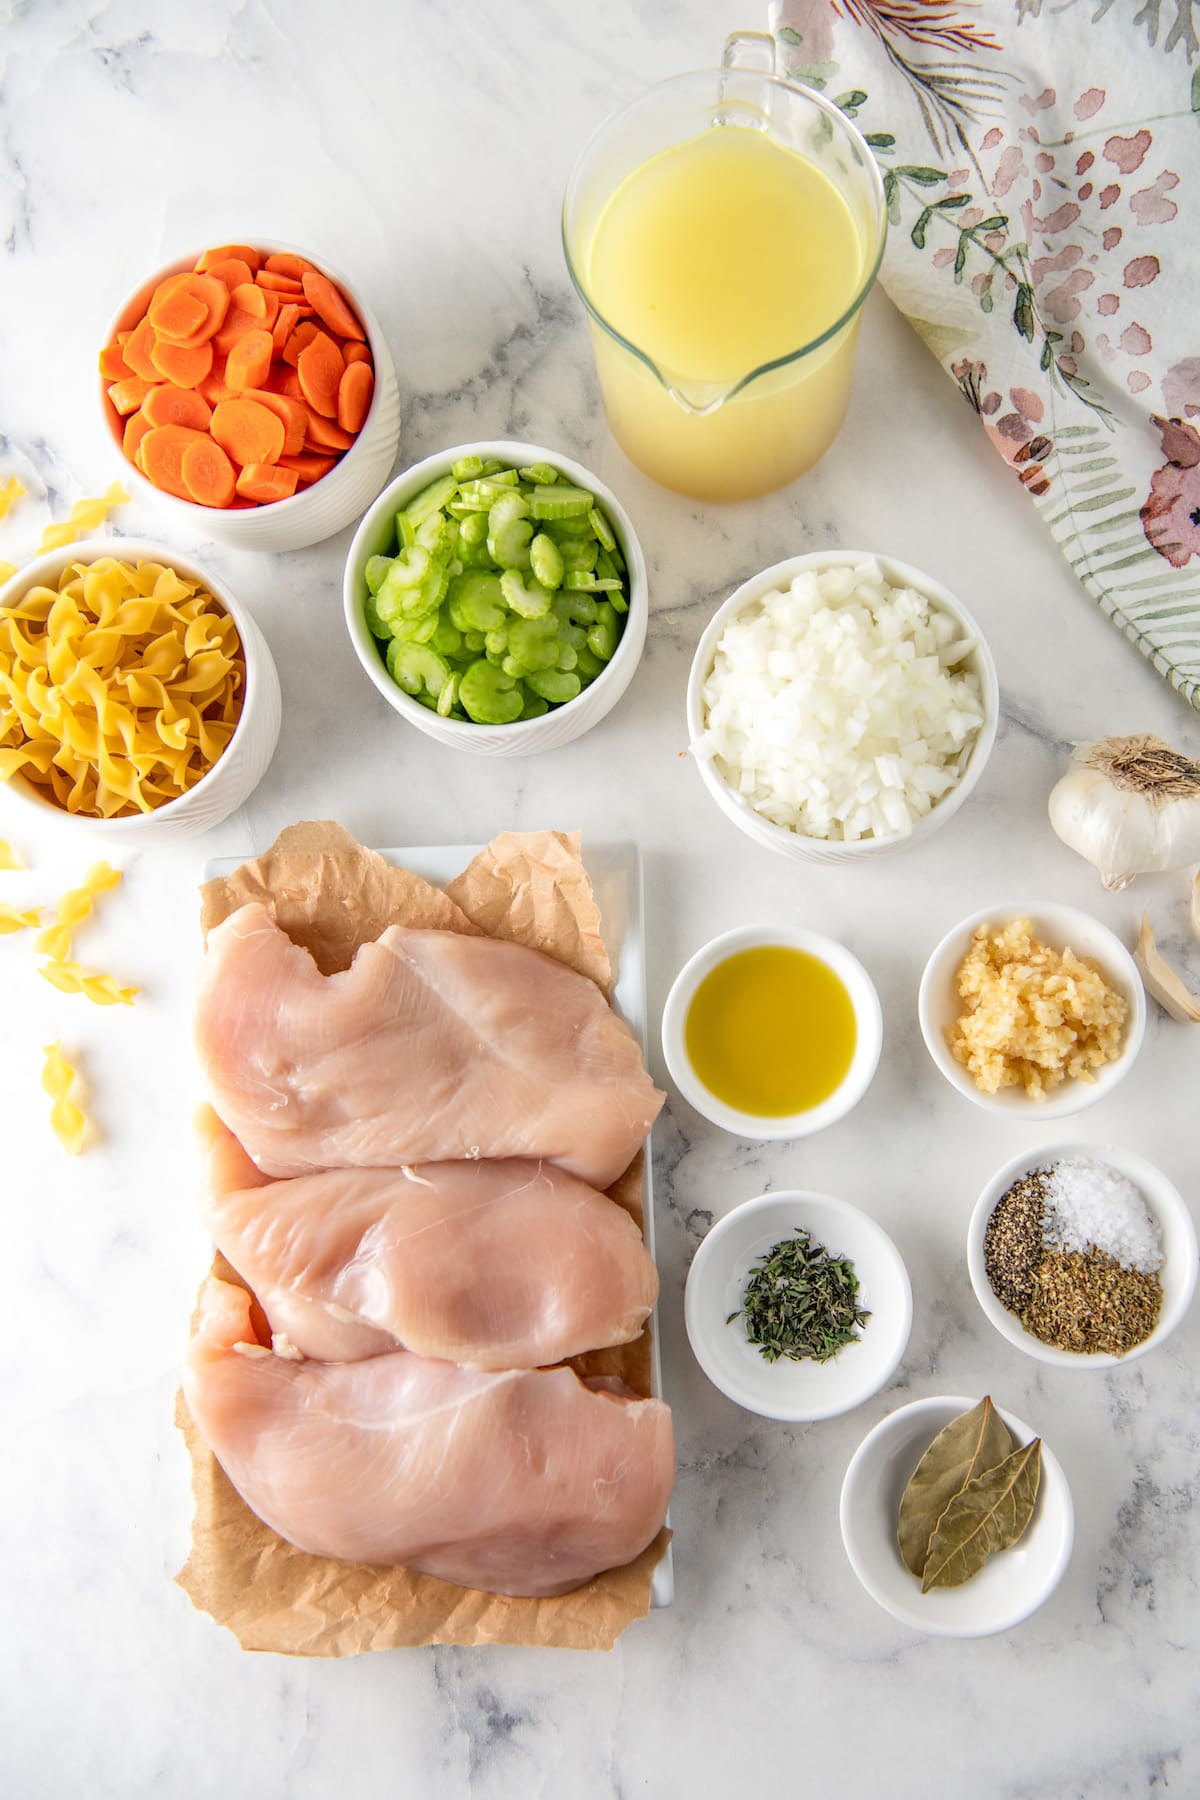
917, 900, 1145, 1119
967, 1143, 1198, 1368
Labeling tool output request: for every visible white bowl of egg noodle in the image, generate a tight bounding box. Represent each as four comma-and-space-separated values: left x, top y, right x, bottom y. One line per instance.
686, 550, 998, 864
0, 538, 281, 845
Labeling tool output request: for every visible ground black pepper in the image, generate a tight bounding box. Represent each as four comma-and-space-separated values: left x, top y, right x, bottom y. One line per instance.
983, 1171, 1049, 1313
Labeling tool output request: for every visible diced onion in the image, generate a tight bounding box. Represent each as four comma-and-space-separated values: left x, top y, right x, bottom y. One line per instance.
693, 560, 986, 842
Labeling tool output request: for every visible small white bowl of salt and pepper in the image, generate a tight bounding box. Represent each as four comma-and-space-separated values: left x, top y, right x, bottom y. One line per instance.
967, 1143, 1198, 1368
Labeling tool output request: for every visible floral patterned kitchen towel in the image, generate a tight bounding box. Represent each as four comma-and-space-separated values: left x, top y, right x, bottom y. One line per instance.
770, 0, 1200, 710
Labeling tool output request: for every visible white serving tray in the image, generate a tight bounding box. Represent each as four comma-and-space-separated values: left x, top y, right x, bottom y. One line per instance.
205, 839, 674, 1610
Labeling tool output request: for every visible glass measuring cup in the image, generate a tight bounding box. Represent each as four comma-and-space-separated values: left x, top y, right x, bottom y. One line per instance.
562, 34, 886, 502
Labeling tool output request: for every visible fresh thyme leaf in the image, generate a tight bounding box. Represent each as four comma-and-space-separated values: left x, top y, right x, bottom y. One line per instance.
728, 1228, 870, 1365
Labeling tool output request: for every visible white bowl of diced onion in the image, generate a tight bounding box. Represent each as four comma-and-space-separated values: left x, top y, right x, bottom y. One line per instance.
686, 551, 999, 864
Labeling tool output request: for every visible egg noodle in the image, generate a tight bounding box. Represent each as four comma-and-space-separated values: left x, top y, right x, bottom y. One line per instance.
36, 482, 128, 555
0, 838, 25, 869
41, 1041, 88, 1155
0, 903, 41, 934
35, 859, 122, 963
0, 555, 244, 818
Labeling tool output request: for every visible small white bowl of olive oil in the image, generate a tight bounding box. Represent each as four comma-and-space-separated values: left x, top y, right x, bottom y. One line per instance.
660, 924, 883, 1139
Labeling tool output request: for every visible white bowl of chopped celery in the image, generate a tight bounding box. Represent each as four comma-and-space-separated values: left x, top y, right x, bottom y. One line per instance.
686, 551, 998, 863
344, 442, 648, 756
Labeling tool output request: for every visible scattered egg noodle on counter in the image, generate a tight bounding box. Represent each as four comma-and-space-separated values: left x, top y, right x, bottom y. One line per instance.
35, 859, 122, 962
0, 556, 244, 818
0, 837, 25, 869
0, 903, 41, 934
38, 959, 138, 1007
0, 477, 25, 521
41, 1041, 88, 1155
36, 481, 128, 555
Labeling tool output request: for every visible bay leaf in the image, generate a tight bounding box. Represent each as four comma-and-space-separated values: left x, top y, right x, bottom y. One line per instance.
921, 1438, 1043, 1593
897, 1397, 1015, 1578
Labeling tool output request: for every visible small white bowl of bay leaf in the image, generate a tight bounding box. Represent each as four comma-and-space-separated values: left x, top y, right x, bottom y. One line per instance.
839, 1395, 1074, 1637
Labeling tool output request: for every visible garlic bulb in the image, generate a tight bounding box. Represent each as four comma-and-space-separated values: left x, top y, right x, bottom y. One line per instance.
1049, 734, 1200, 890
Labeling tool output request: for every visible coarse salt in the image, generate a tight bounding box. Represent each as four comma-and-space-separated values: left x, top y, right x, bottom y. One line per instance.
1043, 1155, 1162, 1274
693, 560, 985, 842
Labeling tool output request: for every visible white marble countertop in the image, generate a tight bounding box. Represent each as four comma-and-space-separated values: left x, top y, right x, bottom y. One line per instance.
3, 4, 1199, 1797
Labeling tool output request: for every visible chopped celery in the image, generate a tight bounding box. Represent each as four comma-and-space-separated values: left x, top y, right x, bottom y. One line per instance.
488, 491, 530, 527
588, 601, 618, 661
529, 533, 564, 589
429, 613, 463, 657
575, 644, 605, 679
463, 630, 486, 652
405, 474, 458, 528
556, 641, 578, 672
451, 455, 486, 482
588, 506, 616, 552
519, 691, 549, 719
363, 591, 389, 639
459, 658, 523, 724
525, 667, 582, 703
388, 641, 450, 699
506, 615, 561, 671
488, 516, 533, 571
519, 462, 559, 485
365, 554, 392, 595
561, 541, 598, 574
530, 485, 594, 521
448, 570, 506, 633
499, 570, 552, 619
396, 510, 417, 550
388, 611, 439, 645
436, 671, 461, 717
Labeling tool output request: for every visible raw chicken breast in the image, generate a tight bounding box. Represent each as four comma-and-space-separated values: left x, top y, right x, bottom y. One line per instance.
198, 1108, 659, 1368
184, 1276, 674, 1597
196, 903, 664, 1186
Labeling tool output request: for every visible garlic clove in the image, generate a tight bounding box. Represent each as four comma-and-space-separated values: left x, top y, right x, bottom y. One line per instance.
1135, 913, 1200, 1023
1192, 871, 1200, 947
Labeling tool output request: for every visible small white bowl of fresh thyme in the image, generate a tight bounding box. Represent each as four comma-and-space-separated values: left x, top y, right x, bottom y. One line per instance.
684, 1191, 912, 1422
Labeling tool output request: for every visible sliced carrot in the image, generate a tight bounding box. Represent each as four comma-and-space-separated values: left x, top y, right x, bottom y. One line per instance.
212, 307, 267, 355
181, 436, 237, 508
256, 269, 304, 296
198, 370, 238, 407
107, 375, 154, 416
235, 462, 299, 504
264, 252, 316, 280
122, 409, 153, 465
245, 390, 307, 455
270, 301, 300, 356
148, 284, 208, 342
158, 273, 231, 345
265, 364, 304, 398
304, 406, 356, 452
225, 329, 274, 393
123, 315, 162, 382
229, 282, 277, 326
116, 328, 131, 344
197, 244, 262, 273
149, 335, 213, 389
211, 397, 286, 467
204, 257, 255, 292
277, 451, 336, 484
296, 330, 345, 418
99, 341, 133, 380
142, 384, 213, 431
140, 424, 212, 500
342, 340, 372, 366
281, 320, 320, 367
301, 269, 365, 341
337, 360, 374, 434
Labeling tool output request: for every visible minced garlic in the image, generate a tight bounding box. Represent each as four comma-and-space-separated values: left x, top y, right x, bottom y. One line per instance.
948, 917, 1127, 1099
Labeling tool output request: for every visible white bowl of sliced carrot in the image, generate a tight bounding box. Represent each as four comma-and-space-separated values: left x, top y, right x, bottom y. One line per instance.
99, 241, 401, 553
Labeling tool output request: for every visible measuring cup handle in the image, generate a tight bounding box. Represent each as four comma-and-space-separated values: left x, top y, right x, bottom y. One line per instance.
721, 31, 776, 73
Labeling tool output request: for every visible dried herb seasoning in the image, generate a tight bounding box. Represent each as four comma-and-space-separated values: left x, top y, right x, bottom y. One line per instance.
897, 1396, 1015, 1578
728, 1228, 870, 1364
896, 1397, 1042, 1594
1023, 1248, 1162, 1355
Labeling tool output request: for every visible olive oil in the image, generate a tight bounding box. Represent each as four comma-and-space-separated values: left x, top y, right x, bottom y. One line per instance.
684, 946, 857, 1116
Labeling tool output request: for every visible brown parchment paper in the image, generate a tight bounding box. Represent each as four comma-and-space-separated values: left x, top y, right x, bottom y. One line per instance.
178, 821, 668, 1654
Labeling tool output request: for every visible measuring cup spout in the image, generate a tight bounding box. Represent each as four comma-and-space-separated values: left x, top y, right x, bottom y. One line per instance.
663, 378, 734, 418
